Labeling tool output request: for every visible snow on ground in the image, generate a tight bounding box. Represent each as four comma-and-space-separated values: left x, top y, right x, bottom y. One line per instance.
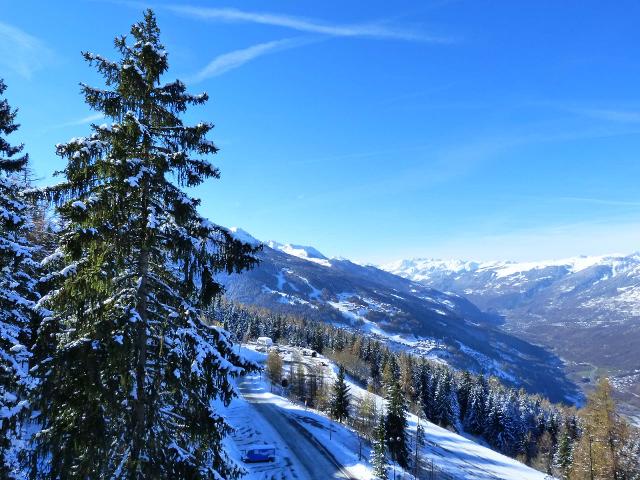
383, 253, 640, 282
223, 344, 552, 480
223, 345, 373, 479
328, 293, 386, 337
327, 356, 552, 480
267, 240, 333, 267
229, 227, 262, 247
222, 348, 312, 480
456, 342, 517, 383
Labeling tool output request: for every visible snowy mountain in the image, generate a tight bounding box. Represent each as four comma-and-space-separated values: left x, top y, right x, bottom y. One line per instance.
218, 231, 580, 404
382, 253, 640, 408
265, 240, 332, 267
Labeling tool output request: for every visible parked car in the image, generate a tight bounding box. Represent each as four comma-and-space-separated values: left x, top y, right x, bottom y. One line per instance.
241, 445, 276, 463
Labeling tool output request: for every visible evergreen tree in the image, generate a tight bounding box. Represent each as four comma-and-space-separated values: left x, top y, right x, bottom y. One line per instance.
33, 11, 258, 478
0, 78, 38, 478
497, 392, 526, 457
382, 356, 398, 388
457, 370, 473, 420
463, 377, 488, 435
385, 377, 409, 468
554, 427, 573, 480
371, 415, 388, 480
433, 368, 461, 431
484, 392, 505, 448
330, 365, 351, 423
419, 362, 435, 422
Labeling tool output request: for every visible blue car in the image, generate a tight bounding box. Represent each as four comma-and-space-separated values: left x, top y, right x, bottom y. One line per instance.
241, 445, 276, 463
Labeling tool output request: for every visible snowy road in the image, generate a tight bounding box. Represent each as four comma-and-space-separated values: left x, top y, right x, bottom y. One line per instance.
237, 374, 355, 480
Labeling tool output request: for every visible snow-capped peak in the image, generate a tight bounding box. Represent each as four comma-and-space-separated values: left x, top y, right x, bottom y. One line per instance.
266, 241, 332, 267
382, 253, 639, 281
381, 258, 482, 281
228, 227, 262, 247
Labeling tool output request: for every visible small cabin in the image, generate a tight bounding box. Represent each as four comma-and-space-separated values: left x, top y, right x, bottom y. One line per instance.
256, 337, 273, 352
256, 337, 273, 349
241, 445, 276, 463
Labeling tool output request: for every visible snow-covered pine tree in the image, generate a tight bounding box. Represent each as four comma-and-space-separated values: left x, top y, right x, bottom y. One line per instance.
34, 11, 258, 478
457, 370, 473, 420
0, 78, 38, 478
418, 361, 435, 421
463, 376, 488, 435
330, 364, 350, 423
385, 376, 409, 468
553, 427, 573, 480
496, 391, 526, 457
371, 415, 388, 480
432, 368, 461, 431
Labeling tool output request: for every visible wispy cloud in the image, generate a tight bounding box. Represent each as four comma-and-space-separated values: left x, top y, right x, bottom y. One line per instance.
167, 5, 454, 43
189, 38, 308, 83
255, 124, 640, 218
533, 101, 640, 124
0, 21, 53, 79
50, 113, 105, 130
572, 107, 640, 123
556, 196, 640, 207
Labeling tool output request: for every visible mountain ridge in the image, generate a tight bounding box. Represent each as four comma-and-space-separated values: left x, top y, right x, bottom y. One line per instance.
218, 229, 581, 404
381, 252, 640, 409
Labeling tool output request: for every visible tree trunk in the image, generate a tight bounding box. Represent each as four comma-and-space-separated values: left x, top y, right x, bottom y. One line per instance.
130, 247, 149, 473
130, 176, 151, 475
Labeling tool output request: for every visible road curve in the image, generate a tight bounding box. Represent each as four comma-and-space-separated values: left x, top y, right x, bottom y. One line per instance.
237, 374, 355, 480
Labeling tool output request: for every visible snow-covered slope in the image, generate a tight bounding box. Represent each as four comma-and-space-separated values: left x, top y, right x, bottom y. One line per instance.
223, 344, 551, 480
228, 226, 262, 247
382, 253, 640, 408
218, 230, 579, 404
383, 253, 635, 285
266, 240, 332, 267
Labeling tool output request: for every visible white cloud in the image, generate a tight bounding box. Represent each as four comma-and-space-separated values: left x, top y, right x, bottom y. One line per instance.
51, 113, 105, 129
189, 38, 305, 83
168, 5, 453, 43
0, 21, 53, 79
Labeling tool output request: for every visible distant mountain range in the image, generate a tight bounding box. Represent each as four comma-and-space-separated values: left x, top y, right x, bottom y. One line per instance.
382, 254, 640, 409
219, 229, 580, 404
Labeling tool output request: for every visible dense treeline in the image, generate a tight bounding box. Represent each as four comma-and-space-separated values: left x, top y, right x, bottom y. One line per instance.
0, 10, 261, 479
217, 300, 640, 479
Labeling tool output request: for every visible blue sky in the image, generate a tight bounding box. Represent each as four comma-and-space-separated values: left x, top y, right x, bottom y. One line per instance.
2, 1, 640, 263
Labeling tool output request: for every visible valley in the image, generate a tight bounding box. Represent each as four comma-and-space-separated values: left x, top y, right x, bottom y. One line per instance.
220, 229, 582, 405
382, 255, 640, 409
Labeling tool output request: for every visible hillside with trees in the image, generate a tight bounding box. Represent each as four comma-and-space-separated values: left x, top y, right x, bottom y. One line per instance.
217, 301, 640, 479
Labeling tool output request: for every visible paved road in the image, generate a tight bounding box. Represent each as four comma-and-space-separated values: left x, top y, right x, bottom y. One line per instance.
237, 374, 354, 480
